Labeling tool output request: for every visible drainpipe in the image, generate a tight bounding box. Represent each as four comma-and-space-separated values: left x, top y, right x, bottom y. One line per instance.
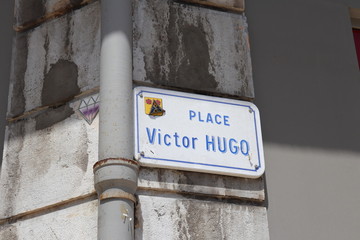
93, 0, 138, 239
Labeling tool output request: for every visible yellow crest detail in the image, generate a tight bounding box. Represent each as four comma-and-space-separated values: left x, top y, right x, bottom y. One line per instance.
144, 97, 165, 116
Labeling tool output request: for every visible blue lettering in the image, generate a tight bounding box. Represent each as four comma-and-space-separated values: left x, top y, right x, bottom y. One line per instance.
188, 111, 231, 127
206, 135, 215, 152
174, 132, 181, 147
146, 128, 199, 149
146, 127, 156, 144
240, 140, 249, 156
206, 113, 213, 123
214, 114, 222, 125
164, 134, 171, 146
182, 136, 190, 148
157, 129, 161, 145
229, 138, 239, 154
189, 110, 196, 120
217, 137, 227, 153
224, 115, 230, 126
192, 137, 198, 149
198, 111, 205, 122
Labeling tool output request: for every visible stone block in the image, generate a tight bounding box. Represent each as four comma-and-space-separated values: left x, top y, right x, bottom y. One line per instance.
9, 0, 253, 121
133, 0, 254, 98
14, 0, 97, 30
135, 194, 269, 240
0, 107, 99, 218
138, 167, 265, 201
8, 2, 100, 118
0, 199, 97, 240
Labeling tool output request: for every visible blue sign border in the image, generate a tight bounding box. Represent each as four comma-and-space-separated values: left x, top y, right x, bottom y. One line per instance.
135, 89, 262, 173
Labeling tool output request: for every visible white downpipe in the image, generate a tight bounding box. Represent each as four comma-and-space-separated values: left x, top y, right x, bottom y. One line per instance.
94, 0, 138, 239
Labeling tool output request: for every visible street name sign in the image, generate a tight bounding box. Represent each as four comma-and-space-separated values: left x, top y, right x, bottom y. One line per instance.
134, 87, 265, 178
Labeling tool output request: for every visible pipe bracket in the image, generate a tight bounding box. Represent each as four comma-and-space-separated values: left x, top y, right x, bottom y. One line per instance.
99, 191, 137, 203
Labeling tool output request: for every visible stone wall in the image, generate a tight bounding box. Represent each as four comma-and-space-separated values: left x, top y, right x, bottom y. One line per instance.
0, 0, 268, 239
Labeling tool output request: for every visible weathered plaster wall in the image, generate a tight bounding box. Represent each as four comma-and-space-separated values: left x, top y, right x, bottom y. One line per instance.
8, 2, 100, 119
0, 116, 99, 217
0, 199, 98, 240
14, 0, 97, 31
2, 1, 101, 219
133, 0, 254, 98
0, 0, 268, 239
136, 195, 268, 240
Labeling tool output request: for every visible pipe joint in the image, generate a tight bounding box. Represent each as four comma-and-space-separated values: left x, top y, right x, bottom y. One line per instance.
93, 158, 139, 171
94, 158, 139, 197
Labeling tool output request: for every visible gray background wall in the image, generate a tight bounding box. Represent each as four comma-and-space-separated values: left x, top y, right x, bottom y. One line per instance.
0, 2, 13, 163
246, 0, 360, 239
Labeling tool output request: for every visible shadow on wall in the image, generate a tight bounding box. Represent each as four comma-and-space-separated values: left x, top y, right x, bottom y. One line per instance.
0, 1, 14, 166
247, 0, 360, 153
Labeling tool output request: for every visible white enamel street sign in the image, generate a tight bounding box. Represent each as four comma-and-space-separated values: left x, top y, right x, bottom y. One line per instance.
134, 87, 265, 178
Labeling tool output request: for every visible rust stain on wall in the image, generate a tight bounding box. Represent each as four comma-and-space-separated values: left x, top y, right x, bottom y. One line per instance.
14, 0, 96, 32
15, 0, 46, 27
